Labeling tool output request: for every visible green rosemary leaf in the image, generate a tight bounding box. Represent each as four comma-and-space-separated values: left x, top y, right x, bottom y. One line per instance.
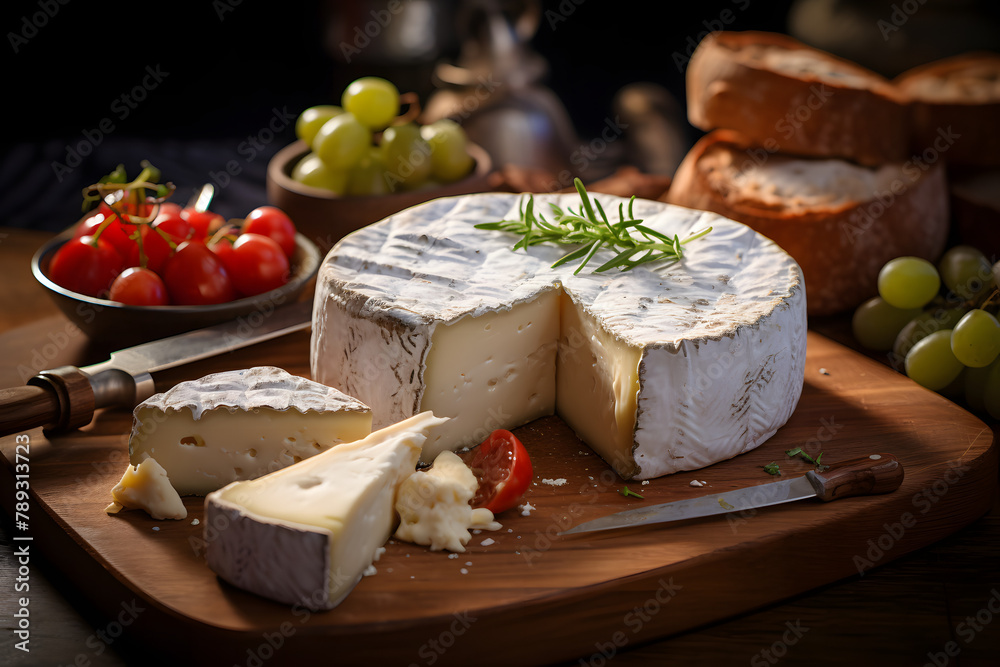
480, 178, 712, 273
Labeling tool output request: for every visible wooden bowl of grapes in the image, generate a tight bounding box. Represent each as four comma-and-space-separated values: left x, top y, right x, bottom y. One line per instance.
266, 136, 493, 254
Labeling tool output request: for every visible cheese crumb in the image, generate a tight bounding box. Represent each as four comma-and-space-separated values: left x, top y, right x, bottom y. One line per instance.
373, 546, 386, 562
190, 518, 200, 526
460, 568, 469, 574
394, 451, 501, 552
481, 538, 495, 546
520, 502, 536, 516
542, 478, 567, 486
641, 480, 650, 485
690, 480, 704, 487
363, 564, 377, 577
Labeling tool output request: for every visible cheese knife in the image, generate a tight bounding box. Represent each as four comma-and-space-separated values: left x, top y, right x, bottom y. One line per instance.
559, 453, 904, 535
0, 299, 312, 437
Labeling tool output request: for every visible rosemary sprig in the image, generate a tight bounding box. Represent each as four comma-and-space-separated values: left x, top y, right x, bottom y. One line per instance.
475, 178, 712, 274
785, 447, 830, 472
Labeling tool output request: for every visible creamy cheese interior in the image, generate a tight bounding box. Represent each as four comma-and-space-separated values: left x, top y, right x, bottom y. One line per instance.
556, 292, 642, 478
130, 406, 373, 496
212, 414, 433, 605
420, 289, 560, 460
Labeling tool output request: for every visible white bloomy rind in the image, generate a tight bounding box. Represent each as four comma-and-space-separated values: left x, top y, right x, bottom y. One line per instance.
311, 193, 806, 479
204, 411, 446, 611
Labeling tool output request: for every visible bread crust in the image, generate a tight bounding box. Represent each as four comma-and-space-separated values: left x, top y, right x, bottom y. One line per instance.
686, 31, 910, 167
894, 52, 1000, 167
665, 130, 949, 316
950, 168, 1000, 259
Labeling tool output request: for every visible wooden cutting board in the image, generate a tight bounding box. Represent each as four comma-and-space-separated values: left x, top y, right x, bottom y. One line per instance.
0, 325, 995, 667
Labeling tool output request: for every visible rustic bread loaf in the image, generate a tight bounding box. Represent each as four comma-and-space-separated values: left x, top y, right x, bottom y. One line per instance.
950, 168, 1000, 259
664, 130, 949, 316
894, 51, 1000, 167
686, 31, 910, 166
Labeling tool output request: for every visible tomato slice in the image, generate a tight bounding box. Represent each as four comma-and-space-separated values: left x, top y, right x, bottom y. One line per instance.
463, 429, 533, 514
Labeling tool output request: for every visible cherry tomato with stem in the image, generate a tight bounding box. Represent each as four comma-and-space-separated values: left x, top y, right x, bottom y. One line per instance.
462, 429, 533, 514
108, 267, 169, 306
243, 206, 297, 259
74, 211, 137, 260
162, 241, 236, 305
181, 207, 225, 240
221, 233, 290, 297
124, 204, 194, 274
48, 236, 123, 298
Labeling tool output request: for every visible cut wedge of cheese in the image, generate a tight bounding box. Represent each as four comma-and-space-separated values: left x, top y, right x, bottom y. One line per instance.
394, 450, 501, 552
128, 366, 372, 496
105, 457, 187, 521
205, 411, 445, 610
311, 193, 807, 479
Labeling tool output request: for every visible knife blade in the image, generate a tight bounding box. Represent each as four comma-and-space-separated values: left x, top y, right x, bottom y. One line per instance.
0, 299, 312, 437
559, 453, 904, 536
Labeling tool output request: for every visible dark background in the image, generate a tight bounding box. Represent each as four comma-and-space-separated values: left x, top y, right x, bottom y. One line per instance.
2, 0, 998, 231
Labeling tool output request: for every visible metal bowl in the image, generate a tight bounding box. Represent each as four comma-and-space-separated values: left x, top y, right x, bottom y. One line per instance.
31, 232, 320, 347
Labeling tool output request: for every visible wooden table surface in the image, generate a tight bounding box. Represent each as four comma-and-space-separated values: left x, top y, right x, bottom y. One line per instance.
1, 226, 998, 666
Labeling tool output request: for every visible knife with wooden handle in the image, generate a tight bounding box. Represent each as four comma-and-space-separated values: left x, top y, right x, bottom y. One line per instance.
560, 454, 904, 535
0, 299, 311, 437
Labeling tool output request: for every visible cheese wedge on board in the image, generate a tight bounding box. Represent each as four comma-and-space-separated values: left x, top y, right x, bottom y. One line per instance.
128, 367, 373, 496
204, 411, 445, 610
105, 457, 187, 521
311, 193, 807, 479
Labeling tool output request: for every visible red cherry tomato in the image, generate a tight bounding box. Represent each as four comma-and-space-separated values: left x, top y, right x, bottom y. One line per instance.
108, 267, 169, 306
222, 233, 290, 297
243, 206, 297, 259
48, 236, 123, 298
124, 206, 194, 274
208, 234, 236, 265
161, 241, 236, 305
181, 207, 225, 240
74, 211, 137, 260
462, 429, 533, 514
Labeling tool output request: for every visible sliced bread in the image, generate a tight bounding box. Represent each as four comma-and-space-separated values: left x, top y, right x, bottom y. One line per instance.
894, 51, 1000, 167
664, 129, 949, 315
686, 30, 910, 166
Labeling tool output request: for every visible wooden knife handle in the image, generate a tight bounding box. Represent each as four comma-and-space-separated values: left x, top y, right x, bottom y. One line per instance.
0, 367, 95, 437
806, 453, 904, 502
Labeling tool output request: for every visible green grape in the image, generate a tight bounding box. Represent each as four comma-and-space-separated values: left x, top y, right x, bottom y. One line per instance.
295, 105, 343, 147
380, 123, 432, 190
938, 245, 994, 301
904, 329, 964, 391
312, 112, 372, 170
421, 119, 474, 183
892, 305, 966, 364
346, 148, 391, 197
851, 296, 923, 351
342, 77, 400, 130
291, 152, 348, 194
951, 308, 1000, 367
877, 256, 940, 309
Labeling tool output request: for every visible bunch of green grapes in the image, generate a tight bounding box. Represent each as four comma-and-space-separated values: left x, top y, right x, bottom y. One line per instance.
290, 77, 474, 196
852, 245, 1000, 417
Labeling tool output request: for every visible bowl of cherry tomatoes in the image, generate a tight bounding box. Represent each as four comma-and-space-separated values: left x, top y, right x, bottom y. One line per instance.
32, 197, 321, 347
266, 76, 493, 252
